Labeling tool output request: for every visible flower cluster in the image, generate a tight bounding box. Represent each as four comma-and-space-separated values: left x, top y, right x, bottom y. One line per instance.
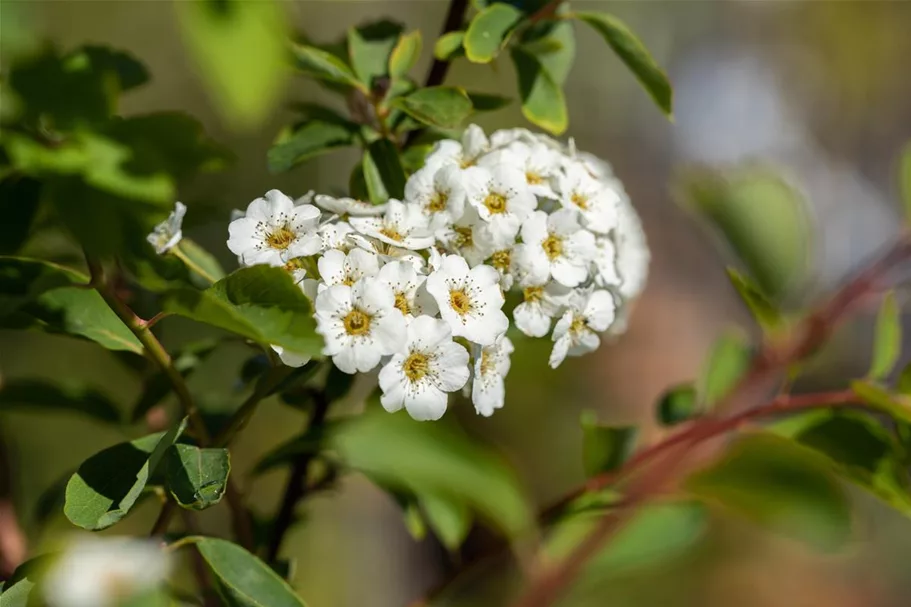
224, 125, 649, 421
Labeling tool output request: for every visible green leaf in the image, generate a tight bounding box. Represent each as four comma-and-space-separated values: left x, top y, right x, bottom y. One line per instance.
192, 537, 308, 607
420, 493, 471, 551
850, 380, 911, 425
0, 256, 84, 316
400, 144, 433, 173
677, 168, 811, 300
0, 176, 41, 255
362, 138, 406, 203
65, 419, 186, 530
687, 433, 852, 550
726, 267, 784, 333
173, 238, 226, 285
518, 18, 575, 85
393, 86, 473, 129
389, 30, 422, 80
580, 411, 637, 478
869, 291, 901, 380
163, 266, 321, 356
900, 142, 911, 223
466, 91, 512, 112
175, 0, 288, 129
434, 31, 465, 61
268, 120, 358, 173
657, 383, 698, 426
293, 43, 364, 91
347, 20, 404, 88
510, 48, 567, 135
464, 3, 523, 63
698, 329, 751, 408
0, 379, 121, 423
898, 363, 911, 395
166, 444, 230, 510
574, 12, 672, 116
349, 162, 370, 201
0, 555, 54, 607
75, 45, 149, 91
333, 409, 533, 538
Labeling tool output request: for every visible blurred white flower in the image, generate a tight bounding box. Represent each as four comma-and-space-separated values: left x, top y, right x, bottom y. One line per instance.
425, 254, 508, 346
314, 195, 387, 216
425, 124, 490, 171
349, 199, 434, 250
272, 345, 311, 368
470, 334, 514, 417
558, 163, 619, 234
549, 289, 616, 368
227, 189, 322, 266
146, 201, 186, 255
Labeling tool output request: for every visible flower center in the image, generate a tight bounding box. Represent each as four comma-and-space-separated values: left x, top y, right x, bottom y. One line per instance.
523, 286, 543, 303
266, 225, 296, 250
428, 191, 448, 213
459, 155, 475, 169
394, 292, 411, 316
491, 249, 511, 272
526, 171, 544, 185
453, 226, 473, 249
570, 314, 587, 335
403, 352, 430, 381
342, 308, 372, 336
571, 192, 589, 210
379, 226, 404, 242
449, 289, 472, 316
483, 193, 508, 215
541, 234, 564, 261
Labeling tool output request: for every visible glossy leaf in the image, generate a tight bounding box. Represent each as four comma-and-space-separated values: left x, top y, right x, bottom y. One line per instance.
434, 31, 465, 61
293, 44, 364, 91
389, 30, 422, 80
175, 0, 288, 128
393, 86, 473, 129
510, 48, 567, 135
64, 420, 186, 530
0, 379, 120, 423
163, 266, 321, 356
580, 411, 637, 477
699, 329, 751, 407
869, 291, 901, 380
420, 493, 471, 551
726, 267, 784, 333
657, 383, 698, 426
0, 256, 85, 316
347, 20, 403, 87
166, 444, 230, 510
464, 3, 523, 63
362, 138, 407, 203
268, 120, 358, 173
466, 91, 511, 112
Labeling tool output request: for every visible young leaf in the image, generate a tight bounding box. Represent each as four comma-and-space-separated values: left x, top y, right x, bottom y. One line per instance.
268, 120, 358, 173
64, 419, 186, 530
657, 383, 698, 426
434, 31, 465, 61
163, 266, 322, 356
869, 291, 901, 380
698, 329, 751, 408
389, 30, 422, 80
0, 379, 121, 423
580, 411, 638, 478
362, 138, 406, 202
175, 0, 288, 129
726, 267, 784, 333
466, 92, 511, 112
420, 493, 472, 551
464, 3, 523, 63
292, 44, 365, 91
347, 20, 404, 88
900, 142, 911, 223
393, 86, 473, 129
510, 48, 568, 135
192, 537, 308, 607
573, 12, 672, 117
166, 444, 230, 510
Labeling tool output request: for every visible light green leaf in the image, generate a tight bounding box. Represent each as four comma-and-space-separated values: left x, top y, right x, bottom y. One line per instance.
173, 238, 226, 285
900, 142, 911, 223
175, 0, 288, 129
850, 380, 911, 425
464, 3, 523, 63
869, 291, 901, 380
510, 48, 567, 135
192, 537, 308, 607
898, 363, 911, 395
166, 444, 230, 510
64, 419, 186, 530
0, 555, 54, 607
0, 379, 121, 423
657, 383, 698, 426
389, 30, 422, 80
393, 86, 473, 129
726, 267, 785, 334
420, 493, 471, 551
580, 411, 637, 478
518, 18, 575, 85
362, 138, 406, 203
573, 12, 672, 116
347, 20, 403, 87
292, 44, 364, 91
434, 31, 465, 61
687, 433, 852, 550
164, 266, 321, 356
698, 329, 751, 408
466, 91, 511, 112
267, 120, 358, 173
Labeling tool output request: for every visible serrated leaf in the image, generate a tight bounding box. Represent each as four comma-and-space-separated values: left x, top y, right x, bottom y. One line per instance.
389, 30, 422, 80
657, 383, 698, 426
466, 91, 511, 112
869, 291, 901, 380
293, 43, 364, 91
362, 138, 406, 203
900, 142, 911, 223
510, 48, 567, 135
267, 120, 358, 173
192, 537, 308, 607
434, 31, 465, 61
699, 329, 751, 408
65, 419, 186, 530
580, 411, 637, 478
393, 86, 473, 129
464, 3, 523, 63
726, 267, 784, 333
347, 20, 403, 87
574, 12, 672, 116
163, 266, 321, 356
0, 379, 121, 423
420, 493, 471, 551
175, 0, 288, 129
166, 444, 230, 510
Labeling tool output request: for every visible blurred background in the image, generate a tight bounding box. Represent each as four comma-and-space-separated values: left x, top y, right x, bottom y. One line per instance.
3, 1, 911, 606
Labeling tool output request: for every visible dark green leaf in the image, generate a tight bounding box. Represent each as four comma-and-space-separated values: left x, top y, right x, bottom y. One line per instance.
0, 176, 41, 255
268, 120, 358, 173
699, 329, 751, 407
510, 48, 567, 135
389, 30, 422, 80
75, 45, 149, 91
0, 379, 120, 423
192, 537, 308, 607
687, 433, 852, 550
0, 256, 84, 317
657, 383, 698, 426
400, 144, 433, 173
175, 0, 288, 128
362, 138, 406, 203
393, 86, 473, 129
420, 493, 471, 551
900, 142, 911, 223
131, 339, 219, 422
574, 12, 672, 116
347, 20, 403, 88
580, 411, 637, 478
869, 291, 901, 380
163, 266, 321, 356
293, 44, 364, 91
349, 162, 370, 201
166, 444, 230, 510
464, 3, 523, 63
434, 31, 465, 61
65, 419, 186, 530
726, 267, 785, 333
466, 91, 512, 112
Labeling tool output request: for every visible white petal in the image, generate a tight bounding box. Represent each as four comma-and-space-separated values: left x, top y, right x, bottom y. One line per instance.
549, 335, 571, 369
584, 290, 616, 332
433, 341, 470, 392
514, 302, 551, 337
404, 383, 449, 421
472, 375, 504, 417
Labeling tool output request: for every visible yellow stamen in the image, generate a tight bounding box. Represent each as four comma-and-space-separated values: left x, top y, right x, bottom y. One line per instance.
343, 308, 372, 336
483, 193, 508, 214
491, 249, 511, 272
266, 226, 295, 250
403, 352, 430, 381
541, 234, 563, 260
449, 289, 471, 315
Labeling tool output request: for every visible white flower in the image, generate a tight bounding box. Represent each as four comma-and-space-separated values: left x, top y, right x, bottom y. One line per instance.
315, 279, 407, 374
377, 260, 438, 321
404, 164, 467, 230
348, 233, 426, 271
426, 254, 508, 346
558, 163, 619, 235
318, 220, 355, 252
513, 279, 572, 338
281, 257, 309, 285
470, 335, 513, 417
378, 315, 470, 421
147, 201, 185, 254
424, 124, 490, 171
489, 127, 536, 149
575, 151, 614, 181
43, 536, 170, 607
466, 165, 537, 242
318, 248, 380, 288
614, 195, 650, 301
435, 206, 496, 266
295, 190, 316, 205
314, 194, 387, 216
592, 234, 621, 289
549, 289, 616, 368
227, 189, 322, 266
272, 345, 311, 367
481, 141, 560, 199
349, 199, 434, 250
518, 209, 596, 288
